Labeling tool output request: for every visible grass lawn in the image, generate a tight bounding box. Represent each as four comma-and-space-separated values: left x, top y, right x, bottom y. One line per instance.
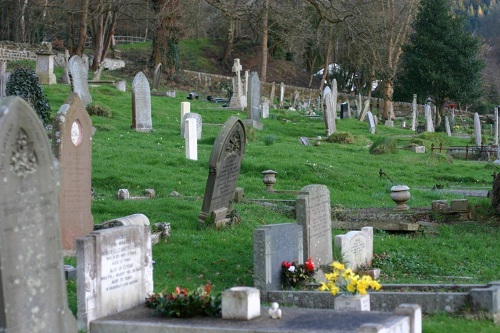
30, 62, 500, 332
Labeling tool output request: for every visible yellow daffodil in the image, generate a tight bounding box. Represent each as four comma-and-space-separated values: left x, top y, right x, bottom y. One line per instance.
331, 261, 345, 271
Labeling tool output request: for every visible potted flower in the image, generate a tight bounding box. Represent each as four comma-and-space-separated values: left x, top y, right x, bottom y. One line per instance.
319, 261, 381, 311
281, 258, 316, 289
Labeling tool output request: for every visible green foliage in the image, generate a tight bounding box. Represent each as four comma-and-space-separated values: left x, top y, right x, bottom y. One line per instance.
145, 285, 221, 318
263, 134, 277, 146
369, 137, 398, 154
281, 259, 316, 289
327, 131, 354, 144
397, 0, 485, 110
6, 67, 51, 125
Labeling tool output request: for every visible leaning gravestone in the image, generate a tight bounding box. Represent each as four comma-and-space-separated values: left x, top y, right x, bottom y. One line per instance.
0, 96, 77, 333
367, 111, 376, 134
296, 184, 333, 266
198, 116, 246, 226
76, 225, 153, 331
52, 93, 94, 251
68, 55, 92, 106
253, 223, 304, 292
131, 71, 152, 132
334, 227, 374, 271
152, 63, 162, 90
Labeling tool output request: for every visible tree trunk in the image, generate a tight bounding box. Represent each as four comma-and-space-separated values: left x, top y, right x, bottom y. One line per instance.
260, 0, 269, 83
382, 80, 395, 120
20, 0, 29, 42
75, 0, 89, 57
221, 19, 235, 69
320, 25, 334, 92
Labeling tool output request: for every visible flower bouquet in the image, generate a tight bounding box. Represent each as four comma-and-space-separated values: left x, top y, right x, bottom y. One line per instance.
319, 261, 381, 295
281, 258, 316, 289
145, 284, 221, 318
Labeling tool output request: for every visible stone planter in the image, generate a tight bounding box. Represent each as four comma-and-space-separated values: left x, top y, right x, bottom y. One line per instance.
334, 294, 370, 311
261, 170, 278, 192
389, 185, 411, 211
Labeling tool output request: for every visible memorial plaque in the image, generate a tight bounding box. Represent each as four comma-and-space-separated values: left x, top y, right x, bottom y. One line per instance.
198, 116, 246, 224
131, 71, 152, 132
76, 225, 153, 331
68, 55, 92, 106
253, 223, 303, 292
0, 96, 77, 333
296, 184, 333, 266
334, 227, 373, 271
52, 93, 94, 251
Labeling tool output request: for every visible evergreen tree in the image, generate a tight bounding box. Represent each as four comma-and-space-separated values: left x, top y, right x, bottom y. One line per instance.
397, 0, 484, 126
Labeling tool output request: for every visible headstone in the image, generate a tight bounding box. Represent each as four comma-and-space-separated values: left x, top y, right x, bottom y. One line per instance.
279, 82, 285, 108
384, 120, 394, 127
331, 79, 338, 119
357, 94, 362, 118
445, 116, 451, 137
261, 97, 270, 119
0, 96, 77, 333
322, 86, 336, 136
35, 44, 57, 85
340, 102, 349, 119
253, 223, 304, 292
411, 94, 417, 131
299, 137, 311, 146
181, 112, 202, 140
359, 98, 370, 121
131, 71, 152, 132
296, 184, 333, 266
198, 116, 246, 225
246, 71, 262, 130
474, 112, 481, 146
495, 107, 499, 145
367, 111, 376, 134
60, 49, 71, 84
68, 55, 92, 106
185, 118, 198, 161
228, 59, 246, 110
114, 80, 126, 92
0, 60, 6, 97
52, 93, 94, 251
180, 101, 190, 124
76, 225, 153, 331
424, 103, 434, 132
334, 227, 374, 271
152, 63, 162, 90
269, 83, 276, 106
244, 70, 249, 100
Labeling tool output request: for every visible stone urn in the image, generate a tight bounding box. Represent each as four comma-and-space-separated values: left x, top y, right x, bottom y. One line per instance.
261, 170, 278, 192
389, 185, 411, 211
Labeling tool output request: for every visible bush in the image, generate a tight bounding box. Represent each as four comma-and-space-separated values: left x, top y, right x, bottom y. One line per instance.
327, 131, 354, 144
6, 67, 51, 125
369, 137, 398, 155
86, 103, 112, 117
263, 134, 277, 146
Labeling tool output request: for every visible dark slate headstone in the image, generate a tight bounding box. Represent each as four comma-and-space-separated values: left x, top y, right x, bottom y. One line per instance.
253, 223, 304, 292
131, 71, 152, 132
296, 184, 333, 266
198, 116, 246, 225
0, 96, 77, 333
52, 93, 94, 251
246, 71, 262, 130
68, 55, 92, 106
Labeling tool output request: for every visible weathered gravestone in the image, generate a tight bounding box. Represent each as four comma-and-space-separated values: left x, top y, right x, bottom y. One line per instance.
445, 116, 451, 137
60, 49, 71, 84
246, 71, 263, 130
228, 59, 246, 110
198, 116, 246, 226
152, 63, 162, 90
52, 93, 94, 251
367, 111, 376, 134
131, 71, 152, 132
261, 97, 270, 119
411, 94, 417, 131
322, 86, 336, 137
253, 223, 303, 292
185, 117, 198, 161
0, 96, 77, 333
296, 184, 333, 266
474, 112, 481, 146
68, 55, 92, 106
35, 43, 57, 85
181, 112, 202, 140
0, 61, 6, 98
334, 227, 374, 271
76, 225, 153, 331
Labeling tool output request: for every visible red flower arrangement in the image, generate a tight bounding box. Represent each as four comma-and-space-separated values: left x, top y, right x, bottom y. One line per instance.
281, 258, 316, 289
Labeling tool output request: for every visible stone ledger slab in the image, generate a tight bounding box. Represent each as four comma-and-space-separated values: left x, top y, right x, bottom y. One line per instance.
90, 305, 411, 333
0, 96, 77, 333
76, 225, 153, 331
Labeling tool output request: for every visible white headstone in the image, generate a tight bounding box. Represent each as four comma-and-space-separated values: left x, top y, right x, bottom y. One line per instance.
261, 98, 270, 119
424, 103, 434, 132
185, 118, 198, 160
180, 101, 190, 122
411, 94, 417, 131
115, 80, 126, 92
323, 86, 336, 136
445, 116, 451, 137
279, 82, 285, 108
181, 112, 202, 140
0, 60, 6, 97
229, 59, 246, 110
68, 55, 92, 106
495, 107, 499, 145
367, 111, 376, 134
131, 71, 152, 132
474, 112, 481, 146
334, 227, 374, 271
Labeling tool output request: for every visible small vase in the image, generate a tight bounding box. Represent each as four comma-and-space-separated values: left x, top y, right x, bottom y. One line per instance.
389, 185, 411, 211
334, 294, 370, 311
